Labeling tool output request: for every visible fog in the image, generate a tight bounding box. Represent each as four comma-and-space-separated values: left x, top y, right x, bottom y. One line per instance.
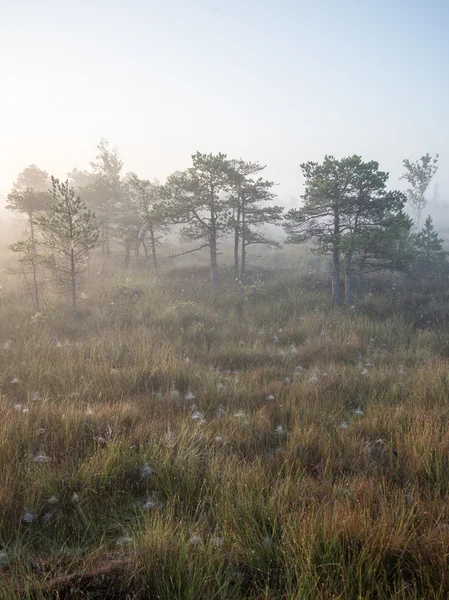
1, 1, 448, 202
2, 3, 449, 596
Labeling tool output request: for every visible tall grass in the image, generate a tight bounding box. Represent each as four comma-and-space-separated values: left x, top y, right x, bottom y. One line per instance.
1, 260, 449, 598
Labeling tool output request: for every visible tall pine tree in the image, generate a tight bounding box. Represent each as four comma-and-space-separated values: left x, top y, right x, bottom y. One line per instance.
37, 178, 100, 319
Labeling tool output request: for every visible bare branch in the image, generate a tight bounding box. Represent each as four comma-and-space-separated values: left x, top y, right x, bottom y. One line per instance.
169, 243, 210, 258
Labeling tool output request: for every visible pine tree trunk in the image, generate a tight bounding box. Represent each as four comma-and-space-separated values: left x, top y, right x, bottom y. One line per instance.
234, 204, 240, 280
105, 218, 111, 257
210, 234, 218, 288
241, 207, 247, 277
344, 256, 353, 304
29, 212, 35, 244
29, 211, 39, 302
332, 251, 341, 305
70, 247, 78, 319
332, 211, 342, 305
209, 188, 218, 287
33, 261, 40, 311
149, 220, 158, 272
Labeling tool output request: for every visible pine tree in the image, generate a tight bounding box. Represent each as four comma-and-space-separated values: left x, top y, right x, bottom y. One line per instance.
229, 161, 282, 278
164, 152, 231, 287
284, 155, 412, 304
10, 236, 42, 310
401, 153, 439, 229
90, 139, 123, 256
7, 165, 51, 243
412, 215, 448, 274
37, 178, 100, 319
127, 174, 167, 272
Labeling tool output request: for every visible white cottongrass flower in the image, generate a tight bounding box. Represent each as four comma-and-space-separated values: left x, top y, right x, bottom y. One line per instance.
290, 344, 298, 353
86, 407, 94, 416
184, 391, 196, 402
215, 436, 223, 443
239, 340, 245, 345
140, 492, 165, 511
0, 551, 9, 567
42, 512, 53, 524
141, 463, 154, 479
10, 376, 20, 384
190, 535, 202, 546
33, 454, 51, 464
141, 498, 157, 511
184, 357, 191, 364
22, 511, 34, 524
352, 407, 365, 417
96, 424, 113, 446
217, 383, 225, 391
71, 493, 80, 503
116, 536, 133, 546
211, 536, 224, 548
273, 335, 280, 344
22, 407, 29, 414
404, 492, 413, 504
170, 389, 181, 400
282, 377, 290, 384
191, 411, 204, 420
109, 368, 119, 375
215, 404, 226, 417
263, 536, 273, 549
32, 392, 41, 402
3, 340, 12, 350
13, 404, 23, 411
265, 394, 275, 402
275, 425, 285, 436
360, 369, 369, 375
340, 421, 350, 429
233, 411, 250, 425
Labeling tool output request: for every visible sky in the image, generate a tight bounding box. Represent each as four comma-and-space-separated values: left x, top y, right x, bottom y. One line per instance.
1, 0, 448, 211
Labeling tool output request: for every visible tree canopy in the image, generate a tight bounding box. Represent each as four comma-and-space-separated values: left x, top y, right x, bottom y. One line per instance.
285, 155, 412, 303
401, 153, 439, 229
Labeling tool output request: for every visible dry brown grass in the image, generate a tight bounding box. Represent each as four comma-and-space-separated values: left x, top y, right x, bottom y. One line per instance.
0, 261, 449, 598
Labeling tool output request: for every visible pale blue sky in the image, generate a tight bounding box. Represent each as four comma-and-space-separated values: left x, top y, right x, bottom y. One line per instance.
1, 0, 448, 206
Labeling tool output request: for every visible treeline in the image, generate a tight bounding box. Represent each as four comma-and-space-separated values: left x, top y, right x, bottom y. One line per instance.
5, 141, 447, 315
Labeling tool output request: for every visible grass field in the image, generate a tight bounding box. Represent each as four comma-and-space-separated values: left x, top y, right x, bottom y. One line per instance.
1, 255, 449, 599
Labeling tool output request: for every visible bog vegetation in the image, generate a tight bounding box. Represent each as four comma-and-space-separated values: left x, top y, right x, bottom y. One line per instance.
1, 143, 449, 599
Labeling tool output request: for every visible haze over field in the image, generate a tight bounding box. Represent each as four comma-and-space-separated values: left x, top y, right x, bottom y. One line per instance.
1, 0, 449, 216
2, 3, 449, 598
